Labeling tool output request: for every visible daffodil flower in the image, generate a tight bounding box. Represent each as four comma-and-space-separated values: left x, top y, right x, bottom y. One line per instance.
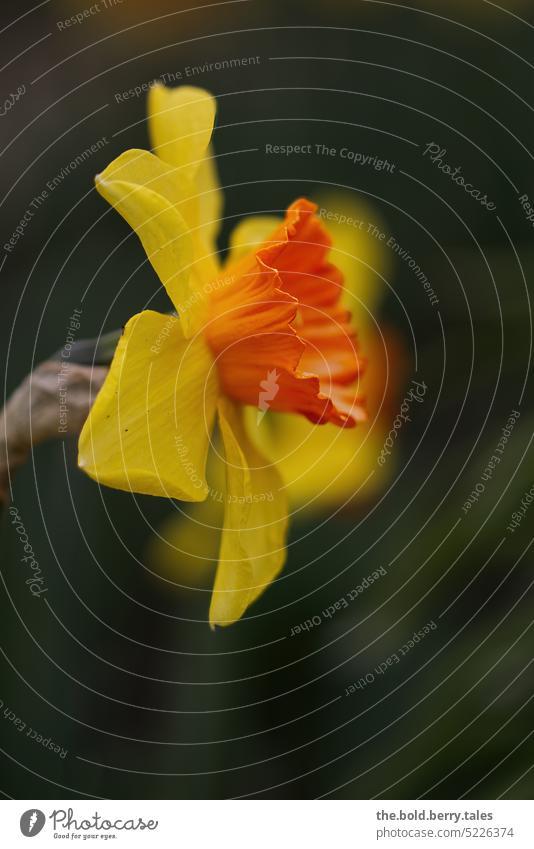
147, 191, 404, 596
78, 84, 365, 627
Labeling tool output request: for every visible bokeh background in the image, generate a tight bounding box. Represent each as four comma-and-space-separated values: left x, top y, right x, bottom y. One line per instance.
1, 0, 534, 799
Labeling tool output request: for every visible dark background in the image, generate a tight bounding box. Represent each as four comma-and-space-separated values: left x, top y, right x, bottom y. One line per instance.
1, 0, 533, 799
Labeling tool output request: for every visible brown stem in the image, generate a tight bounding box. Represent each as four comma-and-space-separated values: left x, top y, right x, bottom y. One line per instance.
0, 360, 107, 508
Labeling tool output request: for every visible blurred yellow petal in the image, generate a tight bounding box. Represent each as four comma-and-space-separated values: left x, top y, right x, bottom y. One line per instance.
227, 214, 282, 263
209, 398, 288, 627
315, 190, 391, 314
250, 412, 386, 513
78, 310, 219, 501
146, 499, 222, 590
145, 444, 228, 589
148, 83, 216, 178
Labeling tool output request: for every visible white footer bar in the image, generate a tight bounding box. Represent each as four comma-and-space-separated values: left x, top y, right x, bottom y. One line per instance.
1, 800, 532, 847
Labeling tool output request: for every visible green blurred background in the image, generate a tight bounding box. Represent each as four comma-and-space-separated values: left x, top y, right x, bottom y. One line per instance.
1, 0, 533, 799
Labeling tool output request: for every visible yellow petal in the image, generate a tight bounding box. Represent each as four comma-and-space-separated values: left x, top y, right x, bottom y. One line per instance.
227, 214, 282, 263
97, 148, 220, 318
148, 83, 216, 177
96, 147, 196, 219
147, 84, 221, 283
95, 170, 208, 335
78, 310, 219, 501
195, 144, 223, 251
209, 398, 288, 627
